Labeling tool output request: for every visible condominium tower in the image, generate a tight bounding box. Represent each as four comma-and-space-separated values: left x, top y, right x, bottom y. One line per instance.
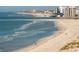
59, 6, 76, 18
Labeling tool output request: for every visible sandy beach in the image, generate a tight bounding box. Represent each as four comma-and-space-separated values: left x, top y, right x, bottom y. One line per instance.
15, 19, 79, 52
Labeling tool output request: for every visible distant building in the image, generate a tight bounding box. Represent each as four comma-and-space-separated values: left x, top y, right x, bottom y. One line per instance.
32, 9, 36, 13
59, 6, 77, 18
56, 7, 64, 17
65, 7, 76, 17
76, 8, 79, 17
59, 6, 65, 13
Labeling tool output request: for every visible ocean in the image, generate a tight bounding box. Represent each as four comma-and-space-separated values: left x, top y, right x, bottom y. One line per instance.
0, 12, 56, 19
0, 13, 58, 52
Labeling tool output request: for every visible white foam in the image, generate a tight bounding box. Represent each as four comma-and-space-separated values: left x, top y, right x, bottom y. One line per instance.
18, 21, 38, 30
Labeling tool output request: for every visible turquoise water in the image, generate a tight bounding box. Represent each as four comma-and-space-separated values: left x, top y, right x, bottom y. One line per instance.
0, 19, 58, 52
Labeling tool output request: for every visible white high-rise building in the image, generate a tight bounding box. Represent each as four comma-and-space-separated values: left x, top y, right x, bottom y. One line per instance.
59, 6, 66, 13
76, 7, 79, 16
59, 6, 77, 18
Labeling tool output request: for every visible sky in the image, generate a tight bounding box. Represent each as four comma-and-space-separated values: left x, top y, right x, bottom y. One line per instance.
0, 6, 57, 12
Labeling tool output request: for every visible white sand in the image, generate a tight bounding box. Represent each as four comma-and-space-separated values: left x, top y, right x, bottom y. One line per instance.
15, 19, 79, 52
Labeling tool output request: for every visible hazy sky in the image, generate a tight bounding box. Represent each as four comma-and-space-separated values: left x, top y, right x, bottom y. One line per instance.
0, 6, 57, 12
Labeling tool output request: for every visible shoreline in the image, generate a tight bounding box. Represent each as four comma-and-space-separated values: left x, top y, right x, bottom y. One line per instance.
14, 19, 79, 52
14, 31, 64, 52
14, 20, 65, 52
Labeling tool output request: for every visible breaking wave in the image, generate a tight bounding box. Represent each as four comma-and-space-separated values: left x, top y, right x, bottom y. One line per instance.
0, 21, 53, 43
17, 21, 38, 30
0, 20, 58, 51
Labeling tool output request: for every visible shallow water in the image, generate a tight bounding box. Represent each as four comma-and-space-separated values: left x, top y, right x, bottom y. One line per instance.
0, 19, 58, 52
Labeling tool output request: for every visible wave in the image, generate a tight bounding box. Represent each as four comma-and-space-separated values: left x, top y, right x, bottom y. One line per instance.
17, 21, 38, 30
0, 30, 47, 43
0, 21, 45, 42
0, 21, 55, 43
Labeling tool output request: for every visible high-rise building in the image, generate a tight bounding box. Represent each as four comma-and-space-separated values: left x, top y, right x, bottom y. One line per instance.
76, 7, 79, 17
59, 6, 77, 18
